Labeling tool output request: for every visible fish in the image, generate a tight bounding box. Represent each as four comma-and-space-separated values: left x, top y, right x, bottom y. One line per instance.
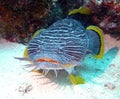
15, 6, 104, 85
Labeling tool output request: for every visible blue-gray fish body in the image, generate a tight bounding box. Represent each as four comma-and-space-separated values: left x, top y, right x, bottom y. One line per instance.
28, 18, 100, 70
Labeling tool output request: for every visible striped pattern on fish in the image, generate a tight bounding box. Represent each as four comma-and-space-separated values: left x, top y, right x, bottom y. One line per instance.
28, 18, 89, 65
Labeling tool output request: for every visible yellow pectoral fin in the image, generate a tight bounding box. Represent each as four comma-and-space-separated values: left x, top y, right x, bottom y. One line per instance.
32, 29, 43, 38
86, 25, 104, 59
23, 47, 28, 57
68, 6, 91, 15
23, 29, 43, 57
69, 74, 85, 85
31, 69, 43, 74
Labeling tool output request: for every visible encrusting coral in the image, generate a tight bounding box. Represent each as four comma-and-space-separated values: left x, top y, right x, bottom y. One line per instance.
0, 0, 120, 44
85, 0, 120, 40
0, 0, 63, 44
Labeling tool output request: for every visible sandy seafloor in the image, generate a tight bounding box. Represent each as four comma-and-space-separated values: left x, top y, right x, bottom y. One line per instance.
0, 34, 120, 99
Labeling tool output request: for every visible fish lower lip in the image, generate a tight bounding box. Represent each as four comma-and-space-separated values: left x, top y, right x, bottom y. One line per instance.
35, 58, 61, 64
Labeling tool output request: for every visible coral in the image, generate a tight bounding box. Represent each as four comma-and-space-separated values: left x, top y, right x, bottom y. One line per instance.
86, 0, 120, 40
0, 0, 85, 44
0, 0, 120, 43
0, 0, 54, 44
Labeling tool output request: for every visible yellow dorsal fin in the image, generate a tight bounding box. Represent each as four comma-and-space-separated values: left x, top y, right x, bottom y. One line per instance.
68, 6, 91, 16
86, 25, 104, 59
69, 74, 85, 85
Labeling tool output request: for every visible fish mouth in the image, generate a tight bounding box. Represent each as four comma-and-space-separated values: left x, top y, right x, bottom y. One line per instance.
35, 57, 61, 64
35, 57, 75, 68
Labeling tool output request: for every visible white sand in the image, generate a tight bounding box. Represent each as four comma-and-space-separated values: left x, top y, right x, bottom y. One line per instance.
0, 34, 120, 99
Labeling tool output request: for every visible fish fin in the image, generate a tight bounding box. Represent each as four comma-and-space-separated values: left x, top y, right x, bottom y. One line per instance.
14, 57, 30, 61
68, 6, 91, 16
69, 74, 85, 85
32, 29, 42, 38
86, 25, 104, 59
23, 47, 28, 57
23, 29, 43, 57
31, 69, 43, 74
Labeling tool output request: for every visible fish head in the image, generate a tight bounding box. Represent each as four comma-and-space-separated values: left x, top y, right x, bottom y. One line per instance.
27, 37, 83, 70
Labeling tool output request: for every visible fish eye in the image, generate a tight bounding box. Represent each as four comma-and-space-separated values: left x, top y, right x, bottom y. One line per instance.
57, 48, 63, 53
36, 46, 41, 52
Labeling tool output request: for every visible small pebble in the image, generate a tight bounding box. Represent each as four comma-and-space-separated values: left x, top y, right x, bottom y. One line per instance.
109, 64, 116, 67
104, 82, 116, 90
18, 83, 33, 95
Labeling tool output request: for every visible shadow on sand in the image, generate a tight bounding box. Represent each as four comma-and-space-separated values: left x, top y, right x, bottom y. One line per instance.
79, 47, 119, 82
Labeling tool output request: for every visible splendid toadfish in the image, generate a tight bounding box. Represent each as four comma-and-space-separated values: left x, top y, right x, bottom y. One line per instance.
15, 6, 104, 85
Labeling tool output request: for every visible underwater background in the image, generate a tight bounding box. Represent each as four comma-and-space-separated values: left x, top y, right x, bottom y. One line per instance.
0, 0, 120, 99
